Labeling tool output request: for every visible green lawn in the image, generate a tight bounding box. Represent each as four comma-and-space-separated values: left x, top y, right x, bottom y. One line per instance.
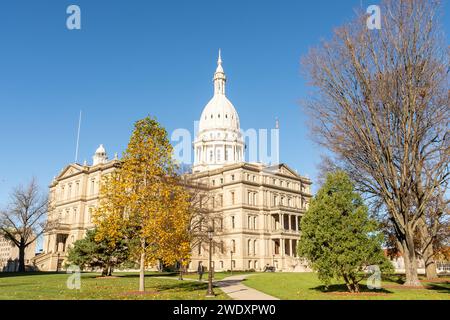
244, 273, 450, 300
0, 272, 229, 300
177, 271, 251, 281
2, 271, 448, 300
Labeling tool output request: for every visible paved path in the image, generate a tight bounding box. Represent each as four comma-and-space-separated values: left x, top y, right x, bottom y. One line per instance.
154, 274, 278, 300
215, 275, 279, 300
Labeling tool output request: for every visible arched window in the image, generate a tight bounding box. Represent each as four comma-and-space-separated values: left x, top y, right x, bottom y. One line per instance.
247, 239, 251, 255
231, 239, 236, 253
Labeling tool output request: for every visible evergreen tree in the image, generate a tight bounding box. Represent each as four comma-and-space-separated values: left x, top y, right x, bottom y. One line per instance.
66, 229, 131, 276
298, 171, 393, 293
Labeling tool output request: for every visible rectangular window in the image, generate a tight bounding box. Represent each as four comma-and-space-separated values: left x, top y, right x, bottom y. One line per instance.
231, 216, 235, 229
75, 182, 80, 197
231, 192, 235, 205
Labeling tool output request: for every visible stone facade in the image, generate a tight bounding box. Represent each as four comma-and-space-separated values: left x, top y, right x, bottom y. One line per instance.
33, 158, 120, 272
187, 162, 312, 272
34, 52, 313, 272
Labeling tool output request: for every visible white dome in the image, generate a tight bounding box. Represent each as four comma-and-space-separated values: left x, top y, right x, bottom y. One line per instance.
199, 94, 240, 133
95, 144, 106, 154
93, 144, 108, 166
193, 50, 245, 173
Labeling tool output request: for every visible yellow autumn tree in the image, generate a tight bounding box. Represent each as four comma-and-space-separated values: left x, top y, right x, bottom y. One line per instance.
93, 117, 191, 292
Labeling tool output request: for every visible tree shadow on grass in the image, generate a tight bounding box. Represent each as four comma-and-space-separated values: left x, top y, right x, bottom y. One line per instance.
0, 272, 62, 279
422, 282, 450, 294
156, 280, 209, 293
311, 283, 393, 295
382, 274, 406, 285
82, 272, 179, 279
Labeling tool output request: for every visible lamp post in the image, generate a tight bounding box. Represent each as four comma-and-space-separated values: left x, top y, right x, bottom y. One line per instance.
56, 252, 60, 273
230, 250, 234, 276
206, 226, 215, 297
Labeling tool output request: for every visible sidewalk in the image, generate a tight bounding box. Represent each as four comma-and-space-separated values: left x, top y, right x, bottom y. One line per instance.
215, 274, 279, 300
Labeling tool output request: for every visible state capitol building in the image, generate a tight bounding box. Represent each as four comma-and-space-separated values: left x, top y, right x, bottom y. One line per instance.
33, 52, 312, 272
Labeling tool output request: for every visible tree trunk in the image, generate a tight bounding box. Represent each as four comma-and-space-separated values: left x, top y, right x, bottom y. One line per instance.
402, 238, 422, 287
420, 222, 438, 280
343, 274, 354, 293
178, 261, 184, 281
423, 244, 438, 280
18, 245, 26, 272
139, 239, 146, 292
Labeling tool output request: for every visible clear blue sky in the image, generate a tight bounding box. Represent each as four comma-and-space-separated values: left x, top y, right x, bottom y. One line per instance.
0, 0, 449, 204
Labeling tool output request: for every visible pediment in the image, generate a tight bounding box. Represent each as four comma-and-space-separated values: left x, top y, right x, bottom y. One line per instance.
56, 164, 85, 180
263, 163, 300, 179
278, 164, 299, 178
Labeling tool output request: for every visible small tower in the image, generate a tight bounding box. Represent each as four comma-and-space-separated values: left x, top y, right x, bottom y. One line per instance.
93, 144, 108, 166
214, 49, 227, 96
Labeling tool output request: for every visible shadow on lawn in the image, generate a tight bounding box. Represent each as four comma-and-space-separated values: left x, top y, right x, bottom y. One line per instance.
311, 283, 393, 294
0, 272, 62, 278
423, 283, 450, 294
87, 272, 179, 279
156, 280, 208, 292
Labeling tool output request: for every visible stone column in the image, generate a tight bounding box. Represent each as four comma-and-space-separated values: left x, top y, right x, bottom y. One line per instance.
288, 215, 292, 231
295, 215, 299, 231
279, 214, 282, 230
289, 239, 293, 257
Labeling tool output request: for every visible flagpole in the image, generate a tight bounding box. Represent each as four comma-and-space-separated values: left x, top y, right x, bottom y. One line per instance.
75, 110, 82, 163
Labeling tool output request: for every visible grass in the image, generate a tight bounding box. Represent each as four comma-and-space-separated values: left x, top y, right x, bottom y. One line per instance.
2, 271, 448, 300
243, 272, 450, 300
0, 272, 229, 300
176, 271, 252, 281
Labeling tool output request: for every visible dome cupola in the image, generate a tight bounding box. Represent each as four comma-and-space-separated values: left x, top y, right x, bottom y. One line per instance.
193, 50, 245, 173
93, 144, 108, 166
